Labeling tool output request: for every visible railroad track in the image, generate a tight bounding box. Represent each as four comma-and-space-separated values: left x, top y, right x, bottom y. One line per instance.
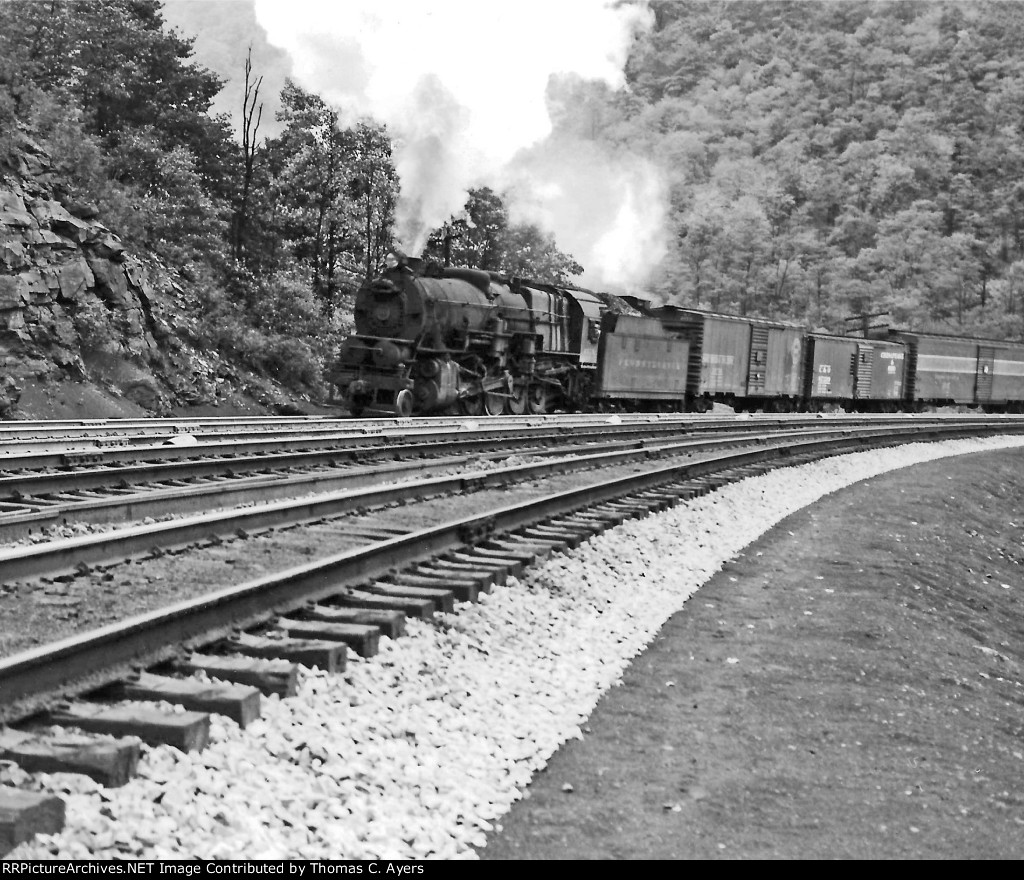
0, 415, 1010, 581
0, 412, 743, 457
0, 409, 949, 445
0, 415, 1022, 853
1, 413, 801, 541
0, 411, 998, 466
0, 423, 910, 544
0, 413, 814, 480
0, 413, 1007, 541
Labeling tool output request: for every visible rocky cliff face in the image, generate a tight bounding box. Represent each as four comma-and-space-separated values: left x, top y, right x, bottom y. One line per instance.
0, 133, 313, 419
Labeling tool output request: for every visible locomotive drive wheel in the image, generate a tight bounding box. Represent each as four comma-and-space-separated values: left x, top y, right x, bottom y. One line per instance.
506, 384, 528, 415
346, 395, 370, 418
395, 389, 414, 418
459, 394, 485, 416
527, 383, 549, 415
484, 392, 505, 416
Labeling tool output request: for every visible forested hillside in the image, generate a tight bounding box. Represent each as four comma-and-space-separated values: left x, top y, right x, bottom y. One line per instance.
619, 1, 1024, 336
1, 0, 1023, 417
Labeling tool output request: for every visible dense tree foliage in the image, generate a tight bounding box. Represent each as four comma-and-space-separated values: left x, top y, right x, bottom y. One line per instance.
261, 84, 398, 313
0, 0, 232, 255
422, 187, 583, 283
611, 0, 1024, 336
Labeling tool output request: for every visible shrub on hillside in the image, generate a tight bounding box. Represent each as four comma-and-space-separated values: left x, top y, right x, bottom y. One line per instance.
194, 276, 326, 392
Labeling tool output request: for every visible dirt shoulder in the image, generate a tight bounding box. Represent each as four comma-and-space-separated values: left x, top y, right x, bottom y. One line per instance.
10, 376, 342, 420
481, 448, 1024, 859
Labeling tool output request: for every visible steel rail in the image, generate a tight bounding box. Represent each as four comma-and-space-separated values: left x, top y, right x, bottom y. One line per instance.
0, 415, 1006, 540
0, 420, 1017, 585
0, 415, 333, 438
0, 420, 1011, 721
0, 411, 687, 440
0, 411, 712, 455
0, 419, 802, 500
0, 426, 815, 540
0, 409, 934, 440
0, 413, 1013, 493
0, 414, 747, 468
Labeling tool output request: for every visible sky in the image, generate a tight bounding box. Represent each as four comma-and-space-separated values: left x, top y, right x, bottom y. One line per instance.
162, 0, 669, 292
161, 0, 292, 138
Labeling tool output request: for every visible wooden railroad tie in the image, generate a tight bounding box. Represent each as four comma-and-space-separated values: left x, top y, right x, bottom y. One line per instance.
229, 632, 347, 673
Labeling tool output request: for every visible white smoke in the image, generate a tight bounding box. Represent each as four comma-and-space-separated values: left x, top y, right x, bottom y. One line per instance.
503, 138, 669, 292
253, 0, 664, 287
390, 74, 474, 260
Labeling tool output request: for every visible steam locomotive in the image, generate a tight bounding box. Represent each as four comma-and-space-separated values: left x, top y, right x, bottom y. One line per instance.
327, 255, 1024, 416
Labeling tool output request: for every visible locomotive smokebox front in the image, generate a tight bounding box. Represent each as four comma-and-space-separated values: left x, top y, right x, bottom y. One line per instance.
354, 274, 427, 341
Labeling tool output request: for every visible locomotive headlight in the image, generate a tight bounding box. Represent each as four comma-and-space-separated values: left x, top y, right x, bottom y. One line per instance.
385, 252, 401, 269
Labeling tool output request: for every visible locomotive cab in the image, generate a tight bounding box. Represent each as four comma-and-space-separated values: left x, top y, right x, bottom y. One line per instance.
563, 290, 606, 368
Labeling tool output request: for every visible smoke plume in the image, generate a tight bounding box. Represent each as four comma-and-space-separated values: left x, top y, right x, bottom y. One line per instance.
253, 0, 664, 289
503, 136, 669, 293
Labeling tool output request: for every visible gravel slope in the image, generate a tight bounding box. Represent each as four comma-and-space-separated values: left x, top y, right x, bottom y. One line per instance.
8, 434, 1024, 860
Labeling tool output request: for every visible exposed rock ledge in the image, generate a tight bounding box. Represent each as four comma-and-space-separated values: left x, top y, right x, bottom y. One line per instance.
0, 133, 324, 420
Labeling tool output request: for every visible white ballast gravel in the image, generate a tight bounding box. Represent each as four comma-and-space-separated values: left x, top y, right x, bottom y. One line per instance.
10, 435, 1024, 860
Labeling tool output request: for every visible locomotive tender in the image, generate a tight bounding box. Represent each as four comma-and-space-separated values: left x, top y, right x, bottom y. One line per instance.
328, 256, 1024, 416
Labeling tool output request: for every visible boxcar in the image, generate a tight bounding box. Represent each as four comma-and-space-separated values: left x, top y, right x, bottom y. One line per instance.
889, 332, 981, 405
594, 313, 689, 404
648, 307, 803, 409
804, 334, 857, 403
854, 338, 906, 406
751, 321, 804, 399
803, 334, 906, 409
987, 342, 1024, 410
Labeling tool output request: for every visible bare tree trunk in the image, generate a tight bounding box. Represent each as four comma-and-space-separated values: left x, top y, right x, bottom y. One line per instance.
235, 47, 263, 264
363, 162, 376, 283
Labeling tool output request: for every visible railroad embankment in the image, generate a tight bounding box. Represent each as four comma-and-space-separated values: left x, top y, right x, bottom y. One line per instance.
483, 446, 1024, 859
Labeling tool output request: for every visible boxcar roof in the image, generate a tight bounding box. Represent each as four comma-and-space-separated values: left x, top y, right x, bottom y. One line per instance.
652, 304, 805, 330
883, 328, 1024, 349
810, 331, 905, 347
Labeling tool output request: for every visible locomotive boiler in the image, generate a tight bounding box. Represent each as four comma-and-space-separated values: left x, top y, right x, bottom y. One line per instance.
328, 256, 607, 417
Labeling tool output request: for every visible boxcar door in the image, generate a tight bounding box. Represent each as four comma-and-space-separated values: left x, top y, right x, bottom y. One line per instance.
854, 344, 873, 399
976, 346, 995, 403
747, 326, 769, 395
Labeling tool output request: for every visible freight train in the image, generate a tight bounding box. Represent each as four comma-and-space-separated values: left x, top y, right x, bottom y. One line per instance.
327, 255, 1024, 416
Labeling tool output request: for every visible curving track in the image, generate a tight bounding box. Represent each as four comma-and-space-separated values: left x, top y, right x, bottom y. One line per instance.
1, 413, 1023, 853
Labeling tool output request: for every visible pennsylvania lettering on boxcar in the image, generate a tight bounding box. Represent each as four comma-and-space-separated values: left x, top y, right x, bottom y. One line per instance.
620, 359, 685, 371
